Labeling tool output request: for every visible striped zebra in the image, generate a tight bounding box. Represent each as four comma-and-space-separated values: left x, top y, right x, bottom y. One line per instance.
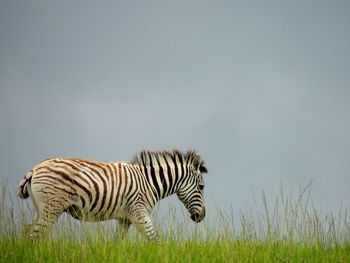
18, 149, 208, 241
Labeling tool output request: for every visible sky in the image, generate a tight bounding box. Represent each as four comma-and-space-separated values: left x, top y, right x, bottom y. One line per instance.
0, 0, 349, 222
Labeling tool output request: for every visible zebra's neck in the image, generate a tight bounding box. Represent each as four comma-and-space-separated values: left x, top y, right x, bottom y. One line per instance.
129, 149, 196, 203
142, 162, 188, 201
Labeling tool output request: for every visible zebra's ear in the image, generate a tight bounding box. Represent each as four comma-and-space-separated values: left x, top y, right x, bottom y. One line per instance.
192, 154, 206, 174
199, 163, 208, 174
192, 154, 201, 170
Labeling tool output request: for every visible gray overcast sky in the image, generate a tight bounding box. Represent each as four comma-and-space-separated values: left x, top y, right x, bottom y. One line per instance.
0, 0, 349, 219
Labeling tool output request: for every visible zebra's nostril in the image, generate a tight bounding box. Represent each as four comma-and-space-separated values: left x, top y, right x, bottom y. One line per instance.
191, 213, 200, 222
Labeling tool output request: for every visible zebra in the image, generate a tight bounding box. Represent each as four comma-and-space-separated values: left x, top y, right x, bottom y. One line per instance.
18, 149, 208, 241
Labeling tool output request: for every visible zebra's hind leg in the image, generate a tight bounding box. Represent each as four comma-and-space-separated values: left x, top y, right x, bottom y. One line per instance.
116, 218, 131, 239
130, 205, 159, 242
30, 216, 56, 240
29, 187, 70, 240
20, 221, 33, 238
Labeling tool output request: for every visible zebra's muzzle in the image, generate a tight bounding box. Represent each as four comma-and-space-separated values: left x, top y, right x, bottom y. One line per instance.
190, 206, 206, 223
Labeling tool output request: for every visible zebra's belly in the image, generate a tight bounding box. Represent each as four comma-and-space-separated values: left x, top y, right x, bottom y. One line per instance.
65, 204, 129, 222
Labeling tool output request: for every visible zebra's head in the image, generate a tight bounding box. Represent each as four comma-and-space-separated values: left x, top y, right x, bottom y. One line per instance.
177, 153, 208, 223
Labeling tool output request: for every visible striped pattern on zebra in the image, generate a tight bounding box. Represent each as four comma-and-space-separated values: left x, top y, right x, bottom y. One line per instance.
18, 149, 208, 241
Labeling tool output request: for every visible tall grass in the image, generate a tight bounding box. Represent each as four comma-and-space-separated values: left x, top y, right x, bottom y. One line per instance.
0, 182, 349, 262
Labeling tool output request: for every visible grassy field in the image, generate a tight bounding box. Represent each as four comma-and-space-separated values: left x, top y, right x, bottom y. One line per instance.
1, 183, 349, 262
2, 238, 349, 262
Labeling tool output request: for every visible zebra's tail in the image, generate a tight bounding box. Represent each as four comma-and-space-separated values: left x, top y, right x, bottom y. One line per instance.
18, 170, 33, 199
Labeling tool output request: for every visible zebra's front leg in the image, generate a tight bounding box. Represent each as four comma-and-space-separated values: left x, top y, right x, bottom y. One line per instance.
116, 218, 131, 239
130, 206, 158, 242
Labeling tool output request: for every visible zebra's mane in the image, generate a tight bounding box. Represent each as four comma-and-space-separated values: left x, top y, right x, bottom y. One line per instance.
130, 149, 207, 173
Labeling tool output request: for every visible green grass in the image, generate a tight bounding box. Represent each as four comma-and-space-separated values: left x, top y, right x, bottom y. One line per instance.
1, 183, 349, 262
1, 236, 349, 262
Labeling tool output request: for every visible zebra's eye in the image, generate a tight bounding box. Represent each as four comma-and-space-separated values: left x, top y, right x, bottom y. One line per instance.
198, 184, 204, 191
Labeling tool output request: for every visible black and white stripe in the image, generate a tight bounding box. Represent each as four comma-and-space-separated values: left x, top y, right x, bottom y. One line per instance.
18, 149, 208, 241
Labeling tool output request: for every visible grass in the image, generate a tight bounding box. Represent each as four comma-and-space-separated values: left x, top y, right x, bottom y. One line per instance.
1, 182, 349, 262
2, 238, 349, 263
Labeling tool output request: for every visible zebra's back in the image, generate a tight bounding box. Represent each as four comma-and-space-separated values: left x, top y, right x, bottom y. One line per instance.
29, 157, 144, 221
